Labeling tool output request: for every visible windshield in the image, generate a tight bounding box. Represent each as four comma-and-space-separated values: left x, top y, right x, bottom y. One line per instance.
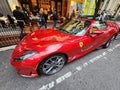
57, 19, 91, 36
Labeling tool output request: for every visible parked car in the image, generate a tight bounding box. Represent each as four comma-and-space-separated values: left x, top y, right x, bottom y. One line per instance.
10, 19, 119, 77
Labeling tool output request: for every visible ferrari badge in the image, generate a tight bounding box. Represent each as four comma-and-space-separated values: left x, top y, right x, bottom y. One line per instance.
79, 42, 83, 47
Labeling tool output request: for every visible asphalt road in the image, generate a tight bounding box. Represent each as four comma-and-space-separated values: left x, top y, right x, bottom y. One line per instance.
0, 35, 120, 90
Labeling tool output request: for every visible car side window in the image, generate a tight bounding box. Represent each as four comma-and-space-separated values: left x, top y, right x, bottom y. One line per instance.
93, 21, 100, 28
89, 21, 100, 33
75, 21, 91, 36
92, 21, 107, 30
63, 20, 80, 31
89, 26, 98, 34
99, 22, 107, 30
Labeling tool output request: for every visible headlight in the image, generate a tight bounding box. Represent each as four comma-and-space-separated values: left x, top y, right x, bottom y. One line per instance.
14, 50, 36, 62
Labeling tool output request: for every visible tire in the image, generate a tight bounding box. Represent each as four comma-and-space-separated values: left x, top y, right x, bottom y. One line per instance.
102, 34, 117, 48
103, 37, 112, 48
37, 54, 67, 75
111, 34, 117, 41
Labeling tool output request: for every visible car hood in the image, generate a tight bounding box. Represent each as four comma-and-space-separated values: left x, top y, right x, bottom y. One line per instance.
22, 28, 75, 46
13, 28, 78, 56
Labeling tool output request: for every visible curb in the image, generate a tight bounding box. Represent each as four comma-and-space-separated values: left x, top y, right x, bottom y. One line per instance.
0, 45, 16, 52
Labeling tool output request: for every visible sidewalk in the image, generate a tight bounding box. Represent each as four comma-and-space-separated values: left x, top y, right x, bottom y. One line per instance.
0, 45, 16, 52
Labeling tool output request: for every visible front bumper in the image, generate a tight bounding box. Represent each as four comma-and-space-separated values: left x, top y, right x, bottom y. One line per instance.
10, 59, 39, 77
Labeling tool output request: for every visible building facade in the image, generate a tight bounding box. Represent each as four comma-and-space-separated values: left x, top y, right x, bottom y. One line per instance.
83, 0, 120, 16
0, 0, 13, 16
0, 0, 120, 17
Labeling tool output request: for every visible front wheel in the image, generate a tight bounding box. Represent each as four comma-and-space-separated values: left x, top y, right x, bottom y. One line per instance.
37, 54, 67, 75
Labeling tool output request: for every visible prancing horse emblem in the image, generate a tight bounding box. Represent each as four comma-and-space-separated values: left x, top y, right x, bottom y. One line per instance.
79, 42, 83, 47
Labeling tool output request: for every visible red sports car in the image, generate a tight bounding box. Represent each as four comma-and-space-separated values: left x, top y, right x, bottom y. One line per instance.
10, 19, 119, 77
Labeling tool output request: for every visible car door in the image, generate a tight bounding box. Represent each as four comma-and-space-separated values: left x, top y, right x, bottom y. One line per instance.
85, 21, 109, 50
68, 21, 108, 61
69, 21, 102, 58
69, 35, 95, 61
77, 21, 108, 53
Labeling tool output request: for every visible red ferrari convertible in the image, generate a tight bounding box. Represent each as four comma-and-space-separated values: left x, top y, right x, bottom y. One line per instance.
10, 19, 119, 77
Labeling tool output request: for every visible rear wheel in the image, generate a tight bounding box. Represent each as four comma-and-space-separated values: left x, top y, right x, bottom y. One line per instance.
111, 34, 117, 41
102, 39, 111, 48
102, 35, 116, 48
37, 54, 67, 75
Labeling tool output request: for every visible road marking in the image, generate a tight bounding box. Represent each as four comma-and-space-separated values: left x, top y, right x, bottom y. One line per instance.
76, 66, 82, 71
89, 55, 102, 63
38, 72, 72, 90
83, 62, 89, 67
56, 72, 72, 84
102, 52, 107, 56
38, 42, 120, 90
115, 43, 120, 48
38, 81, 55, 90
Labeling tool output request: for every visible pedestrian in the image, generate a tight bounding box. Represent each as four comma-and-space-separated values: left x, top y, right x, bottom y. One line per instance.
33, 6, 39, 17
13, 6, 26, 39
0, 13, 7, 27
38, 8, 45, 28
22, 8, 30, 24
99, 10, 108, 22
70, 9, 75, 19
73, 11, 81, 20
30, 12, 40, 30
52, 8, 57, 28
7, 15, 16, 28
44, 9, 48, 28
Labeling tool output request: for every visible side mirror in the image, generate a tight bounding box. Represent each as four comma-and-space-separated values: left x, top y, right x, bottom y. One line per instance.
92, 30, 103, 34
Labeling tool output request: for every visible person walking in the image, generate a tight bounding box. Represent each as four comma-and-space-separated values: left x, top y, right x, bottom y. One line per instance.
70, 9, 75, 19
13, 6, 26, 39
44, 9, 48, 28
0, 12, 7, 27
38, 8, 45, 28
7, 15, 15, 28
52, 9, 57, 28
99, 10, 108, 22
74, 11, 81, 19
